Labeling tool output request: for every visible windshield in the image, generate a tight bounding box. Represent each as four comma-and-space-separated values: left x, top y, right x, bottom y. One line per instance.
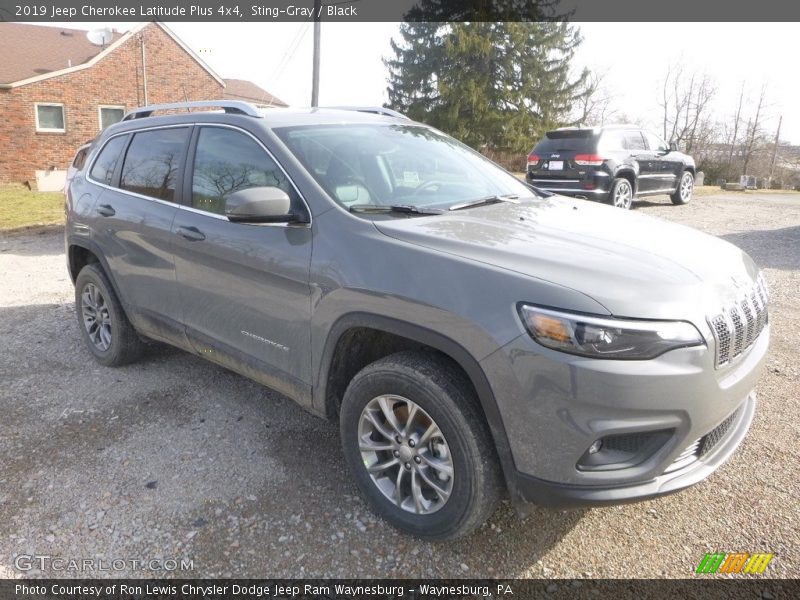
274, 123, 533, 212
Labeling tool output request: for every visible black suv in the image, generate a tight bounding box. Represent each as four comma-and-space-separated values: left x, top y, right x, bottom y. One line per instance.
526, 125, 696, 209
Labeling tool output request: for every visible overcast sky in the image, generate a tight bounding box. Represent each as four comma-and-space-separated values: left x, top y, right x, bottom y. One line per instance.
41, 22, 799, 144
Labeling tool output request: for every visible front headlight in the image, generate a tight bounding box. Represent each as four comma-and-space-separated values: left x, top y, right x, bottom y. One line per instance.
518, 305, 705, 360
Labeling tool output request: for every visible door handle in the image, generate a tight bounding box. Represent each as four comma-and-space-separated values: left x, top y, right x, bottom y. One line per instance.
96, 204, 115, 217
176, 225, 206, 242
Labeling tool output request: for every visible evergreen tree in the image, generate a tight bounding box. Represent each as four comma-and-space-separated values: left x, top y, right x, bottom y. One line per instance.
385, 21, 591, 154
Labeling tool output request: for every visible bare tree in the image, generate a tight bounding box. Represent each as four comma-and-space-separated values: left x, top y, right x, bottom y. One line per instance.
575, 70, 618, 127
659, 64, 716, 153
725, 83, 745, 177
741, 85, 767, 177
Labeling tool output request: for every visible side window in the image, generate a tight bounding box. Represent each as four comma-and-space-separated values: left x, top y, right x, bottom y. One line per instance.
89, 136, 128, 184
72, 147, 88, 170
120, 128, 189, 202
598, 130, 625, 153
624, 131, 646, 151
644, 131, 669, 152
191, 127, 291, 215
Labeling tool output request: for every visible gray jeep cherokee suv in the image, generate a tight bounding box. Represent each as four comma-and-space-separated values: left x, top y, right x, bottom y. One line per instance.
66, 101, 769, 540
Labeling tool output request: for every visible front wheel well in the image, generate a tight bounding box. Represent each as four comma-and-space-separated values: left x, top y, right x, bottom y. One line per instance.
324, 327, 479, 421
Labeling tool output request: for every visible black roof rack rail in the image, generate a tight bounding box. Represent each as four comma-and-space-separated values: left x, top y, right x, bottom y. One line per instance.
326, 106, 410, 120
122, 100, 262, 121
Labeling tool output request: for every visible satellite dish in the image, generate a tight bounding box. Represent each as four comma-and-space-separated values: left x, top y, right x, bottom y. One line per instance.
86, 28, 114, 47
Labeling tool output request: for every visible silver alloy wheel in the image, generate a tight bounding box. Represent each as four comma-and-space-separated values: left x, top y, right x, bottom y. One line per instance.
614, 181, 633, 209
358, 394, 454, 515
81, 283, 112, 351
680, 172, 693, 201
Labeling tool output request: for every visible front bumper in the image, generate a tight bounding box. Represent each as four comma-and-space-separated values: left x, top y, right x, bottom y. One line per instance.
512, 392, 756, 508
480, 322, 768, 508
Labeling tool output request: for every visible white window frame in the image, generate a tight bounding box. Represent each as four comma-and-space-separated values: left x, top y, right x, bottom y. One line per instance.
98, 105, 126, 131
34, 102, 66, 133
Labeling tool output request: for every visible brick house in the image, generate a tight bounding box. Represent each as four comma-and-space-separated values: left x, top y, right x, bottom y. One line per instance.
0, 22, 225, 189
223, 78, 288, 109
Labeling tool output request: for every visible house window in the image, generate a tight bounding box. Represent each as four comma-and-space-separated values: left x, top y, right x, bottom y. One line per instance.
98, 106, 125, 130
35, 103, 65, 133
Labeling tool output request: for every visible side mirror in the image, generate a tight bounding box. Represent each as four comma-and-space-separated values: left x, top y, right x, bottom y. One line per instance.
224, 186, 298, 224
668, 140, 678, 152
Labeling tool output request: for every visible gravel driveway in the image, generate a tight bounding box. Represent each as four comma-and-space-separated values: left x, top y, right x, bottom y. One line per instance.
1, 192, 798, 579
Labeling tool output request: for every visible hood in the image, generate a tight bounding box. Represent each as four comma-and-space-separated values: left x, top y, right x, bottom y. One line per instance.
374, 196, 759, 321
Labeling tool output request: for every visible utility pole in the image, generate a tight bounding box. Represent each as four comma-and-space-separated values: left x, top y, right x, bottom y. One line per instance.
768, 115, 783, 189
311, 0, 321, 107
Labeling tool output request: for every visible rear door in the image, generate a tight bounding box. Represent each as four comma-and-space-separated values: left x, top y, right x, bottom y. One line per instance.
86, 126, 189, 343
170, 125, 314, 403
624, 130, 658, 193
644, 130, 682, 191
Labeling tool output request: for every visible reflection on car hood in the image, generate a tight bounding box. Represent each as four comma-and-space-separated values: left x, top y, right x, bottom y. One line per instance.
374, 196, 759, 320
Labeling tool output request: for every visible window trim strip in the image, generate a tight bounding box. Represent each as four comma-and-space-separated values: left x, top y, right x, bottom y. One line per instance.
85, 122, 312, 228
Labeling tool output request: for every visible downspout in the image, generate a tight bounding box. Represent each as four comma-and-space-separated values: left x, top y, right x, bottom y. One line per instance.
140, 34, 149, 106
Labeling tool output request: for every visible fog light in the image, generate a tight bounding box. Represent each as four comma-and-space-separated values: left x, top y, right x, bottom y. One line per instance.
577, 430, 674, 471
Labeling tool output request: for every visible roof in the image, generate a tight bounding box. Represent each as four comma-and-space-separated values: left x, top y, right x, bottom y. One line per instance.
223, 79, 288, 108
0, 22, 224, 88
0, 23, 124, 85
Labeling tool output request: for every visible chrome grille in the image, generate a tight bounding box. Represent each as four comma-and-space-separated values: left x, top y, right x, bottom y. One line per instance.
708, 274, 769, 368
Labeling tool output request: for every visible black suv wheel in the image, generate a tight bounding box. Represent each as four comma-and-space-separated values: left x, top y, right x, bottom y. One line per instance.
671, 171, 694, 205
609, 177, 634, 209
339, 351, 502, 540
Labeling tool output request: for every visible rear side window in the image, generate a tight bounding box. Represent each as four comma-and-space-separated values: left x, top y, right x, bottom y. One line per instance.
598, 130, 625, 152
624, 131, 646, 151
191, 127, 291, 215
533, 130, 598, 154
72, 147, 88, 170
89, 136, 127, 184
120, 128, 189, 202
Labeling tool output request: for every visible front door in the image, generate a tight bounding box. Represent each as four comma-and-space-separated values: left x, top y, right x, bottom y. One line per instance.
643, 130, 678, 192
170, 125, 314, 403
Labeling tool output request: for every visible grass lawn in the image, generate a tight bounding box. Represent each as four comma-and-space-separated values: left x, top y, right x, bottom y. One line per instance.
0, 185, 64, 232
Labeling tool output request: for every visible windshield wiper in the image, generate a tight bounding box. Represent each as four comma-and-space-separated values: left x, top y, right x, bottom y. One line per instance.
448, 194, 520, 211
349, 204, 444, 215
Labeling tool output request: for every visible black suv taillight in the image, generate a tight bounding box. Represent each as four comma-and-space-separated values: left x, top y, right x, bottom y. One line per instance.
573, 153, 605, 166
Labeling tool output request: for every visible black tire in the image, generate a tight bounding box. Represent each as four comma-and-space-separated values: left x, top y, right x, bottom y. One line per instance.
607, 177, 634, 209
74, 263, 144, 366
671, 170, 694, 205
340, 351, 502, 540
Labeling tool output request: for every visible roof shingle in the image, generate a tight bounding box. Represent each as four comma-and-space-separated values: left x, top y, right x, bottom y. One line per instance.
223, 78, 288, 108
0, 23, 125, 85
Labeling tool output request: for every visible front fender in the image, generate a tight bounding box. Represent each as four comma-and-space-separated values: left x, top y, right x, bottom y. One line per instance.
313, 308, 520, 500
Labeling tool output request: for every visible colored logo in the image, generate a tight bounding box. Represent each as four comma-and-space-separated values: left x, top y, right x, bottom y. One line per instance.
696, 552, 774, 574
